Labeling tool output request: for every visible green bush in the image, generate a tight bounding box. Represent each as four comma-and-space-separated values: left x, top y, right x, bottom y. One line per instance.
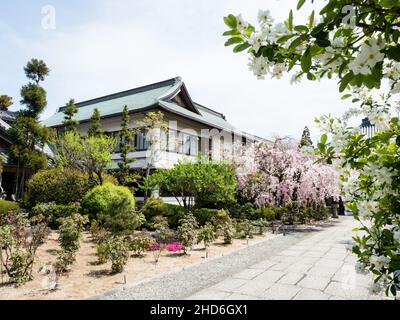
251, 207, 276, 221
31, 202, 81, 229
177, 213, 198, 254
197, 222, 216, 249
141, 197, 168, 221
193, 208, 219, 226
25, 168, 91, 208
96, 242, 109, 264
83, 183, 143, 233
214, 209, 235, 244
236, 219, 254, 239
0, 200, 19, 224
127, 236, 155, 256
98, 236, 129, 273
165, 204, 188, 228
228, 203, 255, 220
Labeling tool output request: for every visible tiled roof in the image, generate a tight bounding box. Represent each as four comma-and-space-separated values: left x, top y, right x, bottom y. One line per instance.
42, 77, 268, 142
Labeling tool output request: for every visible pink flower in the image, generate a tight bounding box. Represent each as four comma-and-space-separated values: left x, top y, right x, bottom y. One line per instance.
166, 242, 184, 253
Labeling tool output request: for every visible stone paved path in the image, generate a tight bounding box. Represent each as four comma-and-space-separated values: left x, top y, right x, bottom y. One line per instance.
188, 217, 389, 300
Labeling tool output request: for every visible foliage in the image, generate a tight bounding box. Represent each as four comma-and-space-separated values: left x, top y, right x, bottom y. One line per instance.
214, 209, 235, 244
223, 1, 400, 295
193, 208, 219, 226
30, 202, 81, 229
197, 223, 217, 249
299, 126, 313, 148
228, 202, 255, 220
143, 159, 237, 209
58, 214, 88, 253
89, 220, 110, 244
251, 207, 276, 221
96, 242, 109, 265
55, 130, 115, 185
25, 167, 92, 208
318, 113, 400, 296
62, 99, 78, 131
176, 213, 199, 254
99, 236, 129, 273
127, 236, 155, 257
152, 216, 174, 243
83, 183, 143, 233
0, 211, 48, 284
0, 200, 20, 224
165, 204, 189, 228
56, 214, 88, 273
236, 219, 255, 239
0, 95, 13, 111
10, 59, 53, 198
24, 58, 50, 85
55, 250, 76, 273
88, 108, 103, 137
251, 219, 269, 235
117, 105, 136, 185
140, 197, 168, 223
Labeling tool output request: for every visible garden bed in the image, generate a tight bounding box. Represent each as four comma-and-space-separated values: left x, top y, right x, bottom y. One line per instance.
0, 230, 278, 300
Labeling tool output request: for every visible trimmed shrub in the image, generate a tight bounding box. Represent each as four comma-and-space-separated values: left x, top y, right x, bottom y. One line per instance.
0, 200, 19, 224
214, 209, 235, 244
176, 213, 198, 254
251, 207, 276, 221
193, 208, 219, 226
141, 197, 168, 221
83, 183, 143, 234
197, 222, 216, 249
98, 236, 129, 273
165, 204, 188, 228
236, 219, 254, 239
89, 220, 110, 244
127, 236, 155, 256
152, 216, 174, 243
31, 202, 81, 229
228, 203, 255, 220
25, 168, 91, 208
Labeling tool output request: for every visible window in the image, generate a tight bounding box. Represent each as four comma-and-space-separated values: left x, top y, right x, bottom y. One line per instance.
134, 129, 149, 151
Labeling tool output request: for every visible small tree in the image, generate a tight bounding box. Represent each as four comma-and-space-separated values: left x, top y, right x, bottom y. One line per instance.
117, 105, 138, 186
9, 58, 53, 198
299, 126, 313, 148
135, 111, 168, 198
54, 131, 115, 185
0, 95, 13, 111
143, 159, 237, 209
88, 108, 103, 137
176, 213, 199, 254
63, 99, 78, 131
197, 222, 216, 252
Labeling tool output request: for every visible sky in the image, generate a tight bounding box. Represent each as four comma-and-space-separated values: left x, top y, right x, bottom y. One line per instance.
0, 0, 351, 142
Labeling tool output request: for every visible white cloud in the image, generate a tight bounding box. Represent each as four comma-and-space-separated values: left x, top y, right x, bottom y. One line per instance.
1, 0, 350, 141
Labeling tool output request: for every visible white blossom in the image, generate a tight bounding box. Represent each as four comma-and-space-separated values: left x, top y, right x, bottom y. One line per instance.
369, 255, 391, 270
236, 14, 248, 32
257, 9, 274, 26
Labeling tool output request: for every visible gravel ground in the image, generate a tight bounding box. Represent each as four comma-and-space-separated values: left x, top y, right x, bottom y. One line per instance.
89, 225, 323, 300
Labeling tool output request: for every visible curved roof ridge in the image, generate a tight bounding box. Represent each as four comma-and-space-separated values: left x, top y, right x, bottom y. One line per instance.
58, 77, 180, 112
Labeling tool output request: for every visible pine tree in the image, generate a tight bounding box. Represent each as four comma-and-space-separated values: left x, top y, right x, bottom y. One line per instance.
299, 126, 313, 148
0, 95, 13, 111
63, 99, 78, 131
88, 108, 103, 137
117, 105, 136, 185
10, 59, 52, 198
